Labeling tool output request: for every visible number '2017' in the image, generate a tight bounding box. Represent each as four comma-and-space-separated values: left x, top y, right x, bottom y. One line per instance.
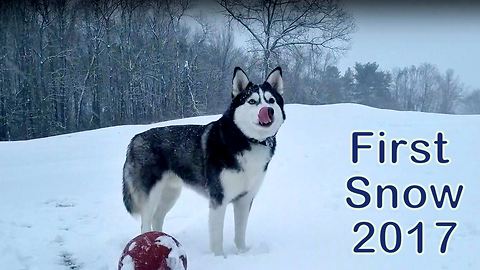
353, 221, 457, 254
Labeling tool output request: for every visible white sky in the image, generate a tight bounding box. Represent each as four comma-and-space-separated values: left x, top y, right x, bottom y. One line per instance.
338, 2, 480, 90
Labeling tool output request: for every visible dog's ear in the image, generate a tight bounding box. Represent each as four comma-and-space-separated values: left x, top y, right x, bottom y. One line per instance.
266, 67, 283, 95
232, 67, 250, 98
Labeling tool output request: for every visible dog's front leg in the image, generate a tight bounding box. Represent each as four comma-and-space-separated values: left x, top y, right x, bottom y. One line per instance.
209, 204, 227, 256
233, 195, 253, 252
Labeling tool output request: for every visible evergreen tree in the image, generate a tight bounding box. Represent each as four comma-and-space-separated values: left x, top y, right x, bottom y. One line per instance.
321, 66, 343, 104
353, 62, 392, 108
341, 67, 355, 103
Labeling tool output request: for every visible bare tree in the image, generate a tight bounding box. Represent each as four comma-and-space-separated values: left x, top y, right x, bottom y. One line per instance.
417, 63, 440, 112
392, 64, 442, 112
218, 0, 355, 76
462, 89, 480, 114
438, 69, 462, 114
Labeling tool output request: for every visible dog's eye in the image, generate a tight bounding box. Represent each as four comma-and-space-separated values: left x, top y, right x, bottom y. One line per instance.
248, 99, 256, 105
268, 98, 275, 104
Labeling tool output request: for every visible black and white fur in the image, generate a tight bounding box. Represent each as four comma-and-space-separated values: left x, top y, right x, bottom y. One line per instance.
122, 67, 285, 255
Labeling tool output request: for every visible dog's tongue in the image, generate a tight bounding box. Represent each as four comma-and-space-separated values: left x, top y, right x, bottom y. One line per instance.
258, 107, 272, 124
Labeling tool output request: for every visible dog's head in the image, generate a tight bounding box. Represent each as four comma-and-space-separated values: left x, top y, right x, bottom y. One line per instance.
229, 67, 286, 142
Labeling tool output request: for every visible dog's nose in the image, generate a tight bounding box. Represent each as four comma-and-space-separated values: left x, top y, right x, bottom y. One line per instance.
267, 107, 274, 118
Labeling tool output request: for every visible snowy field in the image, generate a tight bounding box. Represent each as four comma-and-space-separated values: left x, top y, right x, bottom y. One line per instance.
1, 104, 479, 270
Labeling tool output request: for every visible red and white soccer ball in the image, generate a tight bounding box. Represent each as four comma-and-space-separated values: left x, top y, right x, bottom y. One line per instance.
118, 231, 187, 270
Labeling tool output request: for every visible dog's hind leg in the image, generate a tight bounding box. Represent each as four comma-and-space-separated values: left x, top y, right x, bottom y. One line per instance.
150, 172, 183, 232
140, 192, 156, 233
141, 210, 153, 233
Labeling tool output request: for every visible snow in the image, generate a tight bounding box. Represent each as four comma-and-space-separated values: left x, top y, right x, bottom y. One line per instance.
0, 104, 479, 270
128, 242, 136, 252
119, 255, 134, 270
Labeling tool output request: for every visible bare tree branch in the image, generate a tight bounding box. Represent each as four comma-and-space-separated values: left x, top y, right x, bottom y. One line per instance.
218, 0, 355, 76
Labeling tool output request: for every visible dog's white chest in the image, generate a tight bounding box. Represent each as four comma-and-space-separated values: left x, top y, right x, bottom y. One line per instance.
220, 145, 271, 202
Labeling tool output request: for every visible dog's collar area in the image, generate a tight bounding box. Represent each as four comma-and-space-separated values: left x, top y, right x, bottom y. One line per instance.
248, 136, 275, 147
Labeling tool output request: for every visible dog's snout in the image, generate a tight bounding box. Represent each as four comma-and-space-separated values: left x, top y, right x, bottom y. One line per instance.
267, 107, 274, 118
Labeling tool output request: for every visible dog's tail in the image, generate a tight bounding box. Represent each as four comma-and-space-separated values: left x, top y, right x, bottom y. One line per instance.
122, 177, 137, 214
122, 141, 140, 215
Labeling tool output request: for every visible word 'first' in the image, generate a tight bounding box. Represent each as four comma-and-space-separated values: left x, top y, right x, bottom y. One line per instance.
352, 131, 450, 164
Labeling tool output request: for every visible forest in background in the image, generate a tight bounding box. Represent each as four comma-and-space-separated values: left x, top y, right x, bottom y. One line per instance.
1, 0, 479, 141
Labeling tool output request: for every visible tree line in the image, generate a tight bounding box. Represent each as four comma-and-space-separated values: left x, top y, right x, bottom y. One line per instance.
0, 0, 477, 141
289, 61, 469, 114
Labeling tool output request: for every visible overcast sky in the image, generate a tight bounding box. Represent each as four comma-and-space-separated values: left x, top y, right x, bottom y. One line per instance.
215, 1, 480, 90
338, 1, 480, 90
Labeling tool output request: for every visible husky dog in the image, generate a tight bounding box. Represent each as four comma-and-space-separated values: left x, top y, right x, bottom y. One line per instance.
122, 67, 285, 255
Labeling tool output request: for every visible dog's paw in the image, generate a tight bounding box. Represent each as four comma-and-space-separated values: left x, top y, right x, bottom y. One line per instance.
236, 245, 251, 254
210, 247, 225, 257
235, 238, 247, 250
212, 250, 226, 258
235, 241, 250, 254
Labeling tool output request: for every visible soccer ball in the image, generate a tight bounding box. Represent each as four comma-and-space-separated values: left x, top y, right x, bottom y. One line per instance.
118, 231, 187, 270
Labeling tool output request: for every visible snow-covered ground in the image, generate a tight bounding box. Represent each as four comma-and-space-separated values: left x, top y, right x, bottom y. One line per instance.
1, 104, 479, 270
